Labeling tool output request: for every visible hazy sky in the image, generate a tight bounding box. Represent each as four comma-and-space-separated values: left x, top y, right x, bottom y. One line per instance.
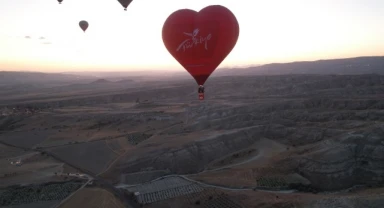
0, 0, 383, 72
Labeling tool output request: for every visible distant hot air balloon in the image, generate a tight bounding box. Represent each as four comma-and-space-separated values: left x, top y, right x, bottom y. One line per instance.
162, 5, 239, 100
58, 0, 63, 4
117, 0, 133, 11
79, 21, 89, 32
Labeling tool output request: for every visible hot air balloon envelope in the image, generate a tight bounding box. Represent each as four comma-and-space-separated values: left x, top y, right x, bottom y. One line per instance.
117, 0, 133, 10
79, 20, 89, 32
162, 5, 239, 85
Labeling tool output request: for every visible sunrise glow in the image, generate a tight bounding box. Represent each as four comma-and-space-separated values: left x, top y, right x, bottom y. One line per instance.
0, 0, 383, 72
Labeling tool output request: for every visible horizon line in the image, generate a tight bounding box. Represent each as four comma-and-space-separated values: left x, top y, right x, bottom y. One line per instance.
1, 55, 383, 74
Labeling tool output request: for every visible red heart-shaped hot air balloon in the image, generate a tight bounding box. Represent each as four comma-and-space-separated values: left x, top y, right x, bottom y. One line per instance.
162, 5, 239, 86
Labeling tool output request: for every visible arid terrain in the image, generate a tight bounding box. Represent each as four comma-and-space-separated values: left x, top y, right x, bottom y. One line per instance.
1, 56, 384, 208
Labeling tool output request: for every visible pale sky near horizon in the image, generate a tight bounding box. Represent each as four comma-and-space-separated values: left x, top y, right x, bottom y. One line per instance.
0, 0, 383, 72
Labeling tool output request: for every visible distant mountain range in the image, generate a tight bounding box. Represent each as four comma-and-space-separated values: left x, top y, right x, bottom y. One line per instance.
1, 56, 384, 85
226, 56, 384, 76
0, 71, 94, 86
90, 79, 134, 84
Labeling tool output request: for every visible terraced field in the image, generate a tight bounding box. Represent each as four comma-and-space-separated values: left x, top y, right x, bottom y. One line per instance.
136, 184, 203, 204
121, 170, 171, 184
125, 176, 204, 204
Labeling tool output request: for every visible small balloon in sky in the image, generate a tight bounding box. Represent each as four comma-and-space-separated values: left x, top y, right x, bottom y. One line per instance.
162, 5, 239, 100
79, 21, 89, 32
117, 0, 133, 11
57, 0, 63, 4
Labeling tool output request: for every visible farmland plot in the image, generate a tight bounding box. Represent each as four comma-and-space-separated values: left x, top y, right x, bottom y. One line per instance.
127, 176, 193, 193
2, 200, 61, 208
200, 194, 243, 208
0, 144, 25, 159
121, 170, 171, 184
47, 141, 118, 174
160, 123, 186, 135
105, 136, 133, 154
125, 176, 204, 204
160, 189, 243, 208
135, 184, 203, 204
256, 176, 288, 189
0, 130, 55, 148
0, 165, 63, 188
126, 133, 152, 145
107, 139, 124, 152
191, 169, 258, 188
58, 187, 125, 208
0, 182, 82, 207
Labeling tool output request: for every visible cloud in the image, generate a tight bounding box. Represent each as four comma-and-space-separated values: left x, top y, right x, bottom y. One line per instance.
41, 42, 52, 45
39, 36, 45, 40
24, 36, 31, 39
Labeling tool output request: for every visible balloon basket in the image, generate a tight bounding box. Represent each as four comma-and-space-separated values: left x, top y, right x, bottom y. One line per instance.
199, 93, 204, 100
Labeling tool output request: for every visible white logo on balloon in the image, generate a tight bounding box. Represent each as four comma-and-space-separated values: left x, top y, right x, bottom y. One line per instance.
176, 28, 212, 52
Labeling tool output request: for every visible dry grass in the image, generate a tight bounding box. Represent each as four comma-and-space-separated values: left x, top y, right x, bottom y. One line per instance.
206, 148, 259, 170
0, 143, 26, 159
226, 190, 321, 208
189, 169, 258, 187
0, 153, 64, 187
62, 163, 80, 174
58, 187, 125, 208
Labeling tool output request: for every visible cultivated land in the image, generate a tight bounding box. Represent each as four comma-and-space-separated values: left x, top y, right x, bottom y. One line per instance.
57, 187, 125, 208
1, 57, 384, 207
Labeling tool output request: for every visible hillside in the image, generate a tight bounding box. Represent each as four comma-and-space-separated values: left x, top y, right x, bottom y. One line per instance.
1, 57, 384, 207
227, 56, 384, 76
2, 56, 384, 87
